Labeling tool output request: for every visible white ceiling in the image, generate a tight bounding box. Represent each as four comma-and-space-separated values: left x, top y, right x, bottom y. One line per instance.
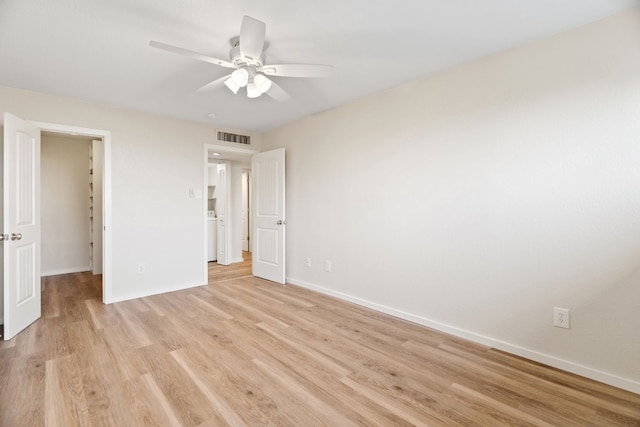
1, 0, 638, 132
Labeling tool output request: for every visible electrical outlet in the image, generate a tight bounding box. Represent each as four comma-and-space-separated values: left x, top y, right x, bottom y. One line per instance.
137, 263, 145, 274
324, 260, 332, 272
305, 257, 311, 268
553, 307, 570, 329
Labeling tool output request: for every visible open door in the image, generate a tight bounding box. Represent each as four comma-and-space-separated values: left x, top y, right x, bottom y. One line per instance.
2, 113, 41, 340
252, 148, 285, 284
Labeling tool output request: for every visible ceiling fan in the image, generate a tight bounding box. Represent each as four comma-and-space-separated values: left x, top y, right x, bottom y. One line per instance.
149, 15, 333, 102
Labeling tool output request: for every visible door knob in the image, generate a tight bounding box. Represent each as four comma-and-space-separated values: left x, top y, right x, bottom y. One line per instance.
0, 234, 7, 241
10, 233, 22, 241
276, 220, 287, 225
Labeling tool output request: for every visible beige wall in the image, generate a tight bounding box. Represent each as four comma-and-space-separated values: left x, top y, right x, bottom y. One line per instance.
0, 86, 216, 302
263, 9, 640, 392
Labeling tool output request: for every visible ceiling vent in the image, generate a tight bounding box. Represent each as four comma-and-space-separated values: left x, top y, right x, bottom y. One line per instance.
217, 130, 251, 145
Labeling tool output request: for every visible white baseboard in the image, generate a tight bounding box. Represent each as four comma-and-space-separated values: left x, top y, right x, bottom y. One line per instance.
230, 257, 245, 264
287, 276, 640, 395
41, 266, 91, 277
104, 280, 206, 304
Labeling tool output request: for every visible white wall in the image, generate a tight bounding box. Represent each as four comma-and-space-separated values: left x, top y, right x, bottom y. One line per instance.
41, 134, 91, 275
262, 9, 640, 392
0, 86, 215, 302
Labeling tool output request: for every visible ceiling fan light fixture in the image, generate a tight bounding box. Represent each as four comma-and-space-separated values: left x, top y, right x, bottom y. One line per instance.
253, 74, 272, 94
246, 81, 262, 98
223, 77, 241, 94
231, 68, 249, 87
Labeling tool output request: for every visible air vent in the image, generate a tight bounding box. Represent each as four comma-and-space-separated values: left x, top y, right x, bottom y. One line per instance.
217, 131, 251, 145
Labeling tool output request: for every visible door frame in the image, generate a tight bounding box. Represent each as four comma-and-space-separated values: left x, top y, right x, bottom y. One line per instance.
241, 169, 251, 253
202, 144, 257, 282
33, 121, 112, 303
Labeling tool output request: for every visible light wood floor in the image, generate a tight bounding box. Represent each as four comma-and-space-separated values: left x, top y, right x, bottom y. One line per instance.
1, 254, 639, 426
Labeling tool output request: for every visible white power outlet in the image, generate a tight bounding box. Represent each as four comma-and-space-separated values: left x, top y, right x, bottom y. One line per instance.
324, 260, 332, 272
305, 257, 311, 268
553, 307, 570, 329
137, 263, 145, 274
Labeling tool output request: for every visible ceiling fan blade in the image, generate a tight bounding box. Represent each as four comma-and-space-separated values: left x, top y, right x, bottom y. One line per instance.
149, 40, 236, 69
265, 80, 291, 102
261, 64, 333, 78
197, 73, 233, 92
239, 16, 266, 62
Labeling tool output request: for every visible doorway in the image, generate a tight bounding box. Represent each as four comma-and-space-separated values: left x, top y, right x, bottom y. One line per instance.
41, 133, 102, 277
203, 144, 256, 283
33, 121, 112, 303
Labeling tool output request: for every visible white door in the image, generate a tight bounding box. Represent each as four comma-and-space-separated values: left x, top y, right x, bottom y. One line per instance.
2, 113, 41, 340
252, 148, 285, 284
216, 162, 230, 265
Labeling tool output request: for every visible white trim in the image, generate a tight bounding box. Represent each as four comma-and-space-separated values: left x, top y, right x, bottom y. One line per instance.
208, 142, 259, 157
31, 121, 112, 304
202, 144, 210, 286
106, 280, 206, 304
230, 257, 245, 264
42, 266, 90, 277
287, 276, 640, 395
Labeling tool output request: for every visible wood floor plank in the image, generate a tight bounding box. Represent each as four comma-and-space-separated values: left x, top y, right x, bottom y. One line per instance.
255, 321, 352, 377
0, 263, 638, 426
253, 357, 362, 427
15, 317, 44, 357
112, 304, 155, 348
171, 349, 246, 426
340, 375, 443, 427
83, 298, 105, 330
204, 285, 291, 329
81, 362, 136, 427
140, 295, 167, 316
42, 276, 63, 318
40, 316, 72, 362
0, 352, 46, 426
216, 322, 390, 426
100, 323, 149, 382
450, 382, 554, 427
181, 331, 311, 426
251, 283, 316, 309
188, 293, 235, 320
45, 354, 91, 427
136, 344, 223, 426
140, 372, 184, 426
122, 373, 183, 426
